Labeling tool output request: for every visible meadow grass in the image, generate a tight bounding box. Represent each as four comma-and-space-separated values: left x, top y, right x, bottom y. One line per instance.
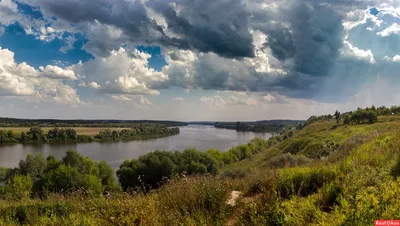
3, 119, 400, 225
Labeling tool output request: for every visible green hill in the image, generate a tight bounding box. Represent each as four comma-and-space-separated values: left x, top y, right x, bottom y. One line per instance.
1, 113, 400, 225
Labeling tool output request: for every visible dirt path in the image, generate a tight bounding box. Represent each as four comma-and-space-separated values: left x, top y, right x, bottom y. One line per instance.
226, 191, 242, 207
225, 191, 242, 226
225, 191, 264, 226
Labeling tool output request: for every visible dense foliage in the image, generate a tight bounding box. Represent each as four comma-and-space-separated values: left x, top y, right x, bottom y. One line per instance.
0, 118, 187, 127
215, 120, 303, 132
303, 105, 383, 127
0, 151, 119, 200
0, 124, 180, 144
94, 124, 179, 141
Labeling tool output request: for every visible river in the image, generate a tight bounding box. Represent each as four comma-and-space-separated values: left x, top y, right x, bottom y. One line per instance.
0, 125, 272, 170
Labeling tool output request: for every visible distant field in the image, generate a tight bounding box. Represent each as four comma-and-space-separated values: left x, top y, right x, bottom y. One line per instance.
378, 115, 400, 122
0, 127, 124, 136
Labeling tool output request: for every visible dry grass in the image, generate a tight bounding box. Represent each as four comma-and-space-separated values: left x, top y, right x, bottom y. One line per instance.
378, 115, 400, 122
0, 127, 124, 136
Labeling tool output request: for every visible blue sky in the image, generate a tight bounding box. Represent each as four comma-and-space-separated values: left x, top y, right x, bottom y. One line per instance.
0, 0, 400, 120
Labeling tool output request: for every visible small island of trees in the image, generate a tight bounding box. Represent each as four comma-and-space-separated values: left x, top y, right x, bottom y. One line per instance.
0, 123, 180, 144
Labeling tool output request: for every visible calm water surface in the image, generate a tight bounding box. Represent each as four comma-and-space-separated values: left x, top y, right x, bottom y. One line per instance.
0, 125, 272, 170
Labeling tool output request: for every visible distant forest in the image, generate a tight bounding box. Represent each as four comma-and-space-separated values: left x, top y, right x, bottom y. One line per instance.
0, 118, 188, 127
215, 120, 304, 132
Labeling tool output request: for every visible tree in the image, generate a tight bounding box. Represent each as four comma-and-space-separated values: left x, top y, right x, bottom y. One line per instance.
27, 127, 44, 141
18, 153, 46, 180
334, 110, 341, 124
343, 114, 351, 124
62, 150, 99, 176
98, 161, 119, 191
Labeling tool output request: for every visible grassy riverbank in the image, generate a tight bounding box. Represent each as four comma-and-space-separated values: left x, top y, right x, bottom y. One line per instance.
2, 108, 400, 225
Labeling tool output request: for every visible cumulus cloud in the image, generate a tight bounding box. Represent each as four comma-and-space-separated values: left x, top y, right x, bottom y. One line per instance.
341, 40, 376, 63
377, 23, 400, 36
72, 47, 167, 95
0, 46, 82, 105
39, 65, 77, 80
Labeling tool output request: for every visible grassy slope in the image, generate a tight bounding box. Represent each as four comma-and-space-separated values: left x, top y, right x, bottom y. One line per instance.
2, 117, 400, 225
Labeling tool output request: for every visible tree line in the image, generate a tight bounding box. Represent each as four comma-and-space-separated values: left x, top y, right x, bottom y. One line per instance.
300, 105, 396, 128
215, 120, 303, 132
0, 118, 187, 127
0, 124, 180, 144
94, 125, 179, 141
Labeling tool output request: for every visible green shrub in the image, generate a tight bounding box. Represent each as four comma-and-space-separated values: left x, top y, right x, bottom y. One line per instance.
117, 149, 219, 190
2, 174, 33, 201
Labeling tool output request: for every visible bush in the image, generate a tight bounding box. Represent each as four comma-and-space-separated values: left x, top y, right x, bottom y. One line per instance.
117, 149, 219, 191
2, 174, 33, 201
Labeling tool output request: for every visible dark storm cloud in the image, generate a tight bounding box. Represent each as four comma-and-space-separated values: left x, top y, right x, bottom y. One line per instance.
252, 2, 344, 77
23, 0, 254, 58
148, 0, 254, 58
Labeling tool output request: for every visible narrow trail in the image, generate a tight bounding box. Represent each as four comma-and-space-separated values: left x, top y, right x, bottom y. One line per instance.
226, 191, 242, 226
225, 191, 263, 226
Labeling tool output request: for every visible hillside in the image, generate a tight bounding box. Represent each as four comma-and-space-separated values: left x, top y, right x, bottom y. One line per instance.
1, 116, 400, 225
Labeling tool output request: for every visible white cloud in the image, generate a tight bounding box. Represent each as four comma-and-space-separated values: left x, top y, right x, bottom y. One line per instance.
384, 55, 400, 62
341, 40, 376, 63
0, 46, 82, 105
39, 65, 78, 80
377, 23, 400, 36
247, 30, 287, 74
111, 94, 152, 105
72, 47, 167, 95
33, 79, 82, 105
0, 47, 36, 96
173, 97, 185, 101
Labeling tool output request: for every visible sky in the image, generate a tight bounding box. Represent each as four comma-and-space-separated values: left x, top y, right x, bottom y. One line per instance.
0, 0, 400, 121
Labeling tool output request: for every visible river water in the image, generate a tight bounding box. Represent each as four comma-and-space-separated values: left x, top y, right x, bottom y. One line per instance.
0, 125, 272, 170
